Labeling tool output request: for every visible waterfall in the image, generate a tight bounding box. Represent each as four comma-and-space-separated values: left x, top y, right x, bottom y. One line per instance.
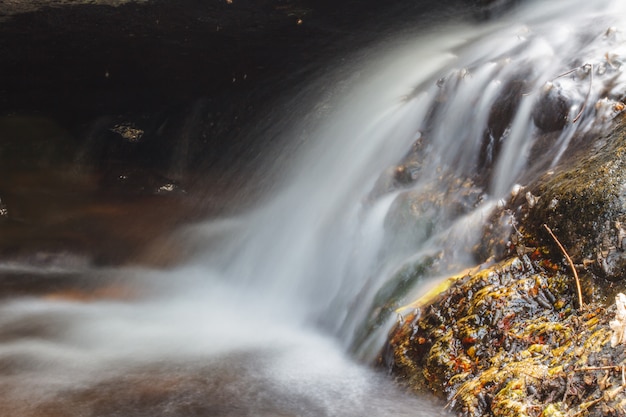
187, 0, 626, 354
2, 1, 626, 416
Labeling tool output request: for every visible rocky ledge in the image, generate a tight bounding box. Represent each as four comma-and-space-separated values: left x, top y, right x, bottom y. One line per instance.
382, 116, 626, 416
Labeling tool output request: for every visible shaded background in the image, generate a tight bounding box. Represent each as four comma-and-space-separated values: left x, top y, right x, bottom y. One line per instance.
0, 0, 509, 268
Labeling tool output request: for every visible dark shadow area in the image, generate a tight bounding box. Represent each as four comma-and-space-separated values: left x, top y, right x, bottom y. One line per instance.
0, 0, 502, 265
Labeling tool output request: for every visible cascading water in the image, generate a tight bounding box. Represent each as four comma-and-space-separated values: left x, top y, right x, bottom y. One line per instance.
3, 1, 626, 416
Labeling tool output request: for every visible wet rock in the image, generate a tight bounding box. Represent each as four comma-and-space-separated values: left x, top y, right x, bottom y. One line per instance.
472, 0, 522, 20
382, 117, 626, 415
532, 82, 572, 132
382, 176, 485, 256
0, 198, 8, 220
481, 77, 528, 168
0, 0, 478, 204
0, 115, 78, 169
110, 122, 144, 143
350, 253, 442, 356
352, 175, 485, 357
368, 134, 427, 200
508, 117, 626, 286
383, 255, 626, 417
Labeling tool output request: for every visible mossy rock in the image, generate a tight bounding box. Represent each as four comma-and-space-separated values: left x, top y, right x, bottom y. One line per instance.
509, 117, 626, 286
382, 119, 626, 416
382, 256, 626, 417
471, 117, 626, 302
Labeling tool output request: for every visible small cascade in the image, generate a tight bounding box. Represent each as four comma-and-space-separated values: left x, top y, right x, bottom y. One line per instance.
186, 0, 626, 359
2, 1, 626, 415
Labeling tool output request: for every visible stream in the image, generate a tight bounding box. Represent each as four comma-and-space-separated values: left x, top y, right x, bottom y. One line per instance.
3, 1, 626, 416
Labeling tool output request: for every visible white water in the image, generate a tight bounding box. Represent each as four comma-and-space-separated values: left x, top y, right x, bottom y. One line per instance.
3, 1, 626, 416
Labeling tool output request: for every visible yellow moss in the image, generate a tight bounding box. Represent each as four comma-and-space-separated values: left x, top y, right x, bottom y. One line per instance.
585, 316, 601, 328
395, 262, 492, 314
548, 365, 564, 377
541, 403, 567, 417
385, 250, 626, 417
449, 371, 472, 386
583, 329, 612, 351
491, 378, 530, 417
467, 345, 477, 359
550, 344, 570, 358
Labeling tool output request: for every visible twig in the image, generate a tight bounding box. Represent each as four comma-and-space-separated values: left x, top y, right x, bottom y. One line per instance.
572, 64, 593, 123
568, 397, 603, 417
551, 67, 579, 80
569, 385, 626, 417
543, 224, 584, 309
548, 63, 594, 124
563, 374, 572, 403
573, 365, 621, 373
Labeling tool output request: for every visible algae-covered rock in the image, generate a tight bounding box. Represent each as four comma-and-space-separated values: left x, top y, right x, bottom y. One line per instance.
382, 176, 485, 256
511, 119, 626, 285
382, 119, 626, 416
468, 116, 626, 301
383, 255, 626, 416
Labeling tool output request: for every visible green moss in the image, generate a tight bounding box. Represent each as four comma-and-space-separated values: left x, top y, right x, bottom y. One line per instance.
512, 120, 626, 285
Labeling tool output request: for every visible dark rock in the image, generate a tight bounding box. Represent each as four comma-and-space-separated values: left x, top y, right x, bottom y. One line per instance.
481, 77, 529, 168
471, 0, 522, 20
532, 82, 572, 132
510, 117, 626, 286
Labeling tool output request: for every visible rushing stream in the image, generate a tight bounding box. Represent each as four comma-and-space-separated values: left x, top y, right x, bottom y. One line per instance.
3, 1, 626, 416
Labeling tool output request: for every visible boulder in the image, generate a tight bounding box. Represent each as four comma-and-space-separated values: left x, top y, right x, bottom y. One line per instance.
382, 117, 626, 416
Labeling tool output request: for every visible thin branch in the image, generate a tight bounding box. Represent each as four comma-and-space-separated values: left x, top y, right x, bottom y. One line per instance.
569, 385, 625, 417
543, 224, 584, 309
572, 64, 593, 123
546, 63, 594, 124
573, 366, 621, 373
568, 397, 603, 417
551, 67, 579, 80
